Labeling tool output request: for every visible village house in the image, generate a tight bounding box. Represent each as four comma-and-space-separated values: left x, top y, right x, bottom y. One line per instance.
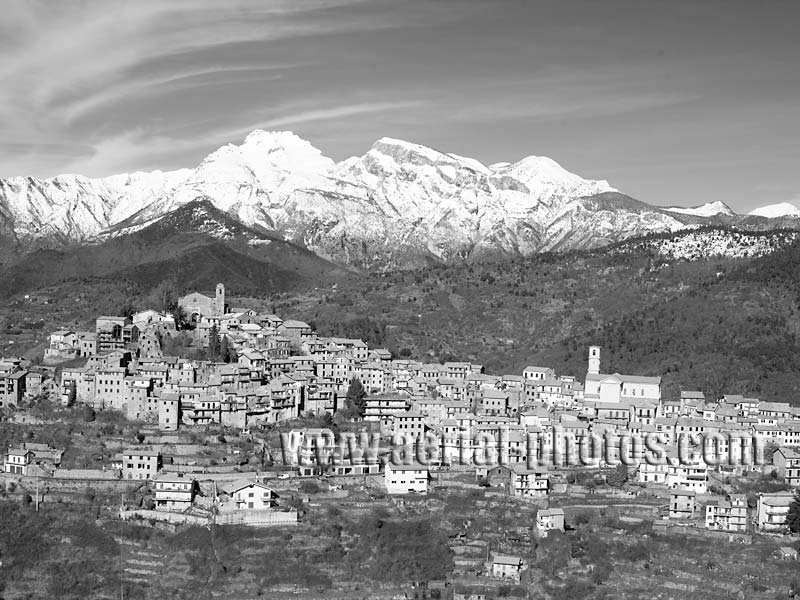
159, 394, 180, 431
477, 388, 509, 416
153, 473, 196, 511
132, 310, 174, 327
536, 507, 565, 537
4, 448, 33, 475
705, 494, 748, 532
23, 370, 45, 398
384, 462, 429, 495
225, 480, 277, 510
369, 348, 392, 363
0, 360, 26, 407
78, 332, 98, 357
357, 362, 391, 394
490, 554, 524, 580
523, 366, 555, 382
94, 367, 127, 410
669, 490, 696, 520
509, 466, 549, 498
659, 399, 683, 418
756, 491, 794, 532
95, 316, 132, 354
392, 411, 426, 442
45, 330, 78, 359
638, 460, 668, 485
363, 393, 410, 427
666, 449, 708, 494
278, 319, 313, 341
122, 448, 163, 480
773, 448, 800, 488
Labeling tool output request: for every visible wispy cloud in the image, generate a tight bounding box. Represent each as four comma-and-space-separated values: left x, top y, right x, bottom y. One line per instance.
445, 65, 701, 123
0, 0, 416, 177
260, 102, 424, 128
51, 99, 423, 176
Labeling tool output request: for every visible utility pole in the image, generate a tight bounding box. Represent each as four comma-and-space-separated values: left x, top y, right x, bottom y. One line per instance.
35, 478, 39, 511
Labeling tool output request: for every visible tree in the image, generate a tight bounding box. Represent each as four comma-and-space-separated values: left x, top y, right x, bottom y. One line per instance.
220, 335, 235, 363
150, 278, 178, 314
607, 463, 629, 487
344, 377, 367, 418
219, 335, 229, 363
172, 305, 187, 330
299, 481, 320, 494
787, 493, 800, 533
208, 325, 221, 360
118, 302, 136, 320
65, 382, 76, 408
81, 406, 96, 423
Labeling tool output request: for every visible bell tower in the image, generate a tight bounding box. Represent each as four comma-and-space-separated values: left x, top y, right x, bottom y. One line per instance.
215, 283, 225, 316
588, 346, 601, 375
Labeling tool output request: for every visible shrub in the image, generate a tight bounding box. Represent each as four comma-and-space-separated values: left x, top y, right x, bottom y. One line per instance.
298, 481, 320, 494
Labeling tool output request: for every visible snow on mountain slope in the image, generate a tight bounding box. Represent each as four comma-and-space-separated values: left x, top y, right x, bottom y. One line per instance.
611, 228, 800, 261
0, 129, 793, 268
665, 200, 734, 217
748, 202, 800, 219
0, 169, 191, 245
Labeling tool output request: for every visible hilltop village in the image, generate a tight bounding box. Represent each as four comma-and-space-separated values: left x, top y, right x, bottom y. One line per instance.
2, 282, 800, 597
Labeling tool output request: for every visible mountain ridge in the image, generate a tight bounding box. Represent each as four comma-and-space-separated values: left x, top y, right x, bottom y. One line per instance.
1, 130, 798, 268
0, 198, 348, 298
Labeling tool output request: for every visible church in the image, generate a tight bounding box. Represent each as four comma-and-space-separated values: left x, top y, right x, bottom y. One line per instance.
583, 346, 661, 403
178, 283, 226, 323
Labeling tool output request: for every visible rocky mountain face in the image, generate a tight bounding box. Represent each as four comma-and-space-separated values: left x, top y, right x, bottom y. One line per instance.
1, 130, 798, 269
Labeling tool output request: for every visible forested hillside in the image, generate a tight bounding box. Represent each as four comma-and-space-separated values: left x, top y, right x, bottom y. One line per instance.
279, 234, 800, 402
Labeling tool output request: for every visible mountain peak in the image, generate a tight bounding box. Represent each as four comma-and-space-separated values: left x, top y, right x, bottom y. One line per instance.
748, 202, 800, 219
242, 129, 317, 151
497, 154, 615, 195
370, 137, 447, 167
665, 200, 734, 217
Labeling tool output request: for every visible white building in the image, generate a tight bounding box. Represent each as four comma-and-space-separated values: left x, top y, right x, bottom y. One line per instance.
384, 462, 429, 495
226, 480, 277, 510
536, 508, 565, 537
666, 453, 708, 494
583, 347, 661, 403
153, 473, 195, 511
705, 494, 747, 532
4, 448, 33, 475
756, 491, 794, 533
490, 554, 524, 580
638, 461, 668, 485
509, 466, 549, 497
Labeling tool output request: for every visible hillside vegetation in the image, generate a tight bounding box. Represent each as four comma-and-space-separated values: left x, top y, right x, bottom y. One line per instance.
278, 233, 800, 402
3, 225, 800, 402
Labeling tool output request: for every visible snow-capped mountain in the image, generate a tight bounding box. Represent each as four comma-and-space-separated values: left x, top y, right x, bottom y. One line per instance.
0, 130, 796, 268
664, 201, 734, 217
748, 202, 800, 219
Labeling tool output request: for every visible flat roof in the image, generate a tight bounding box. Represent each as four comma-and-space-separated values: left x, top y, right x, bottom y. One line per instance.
492, 554, 522, 565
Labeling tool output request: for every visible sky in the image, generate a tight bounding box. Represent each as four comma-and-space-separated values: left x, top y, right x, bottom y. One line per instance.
0, 0, 798, 212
